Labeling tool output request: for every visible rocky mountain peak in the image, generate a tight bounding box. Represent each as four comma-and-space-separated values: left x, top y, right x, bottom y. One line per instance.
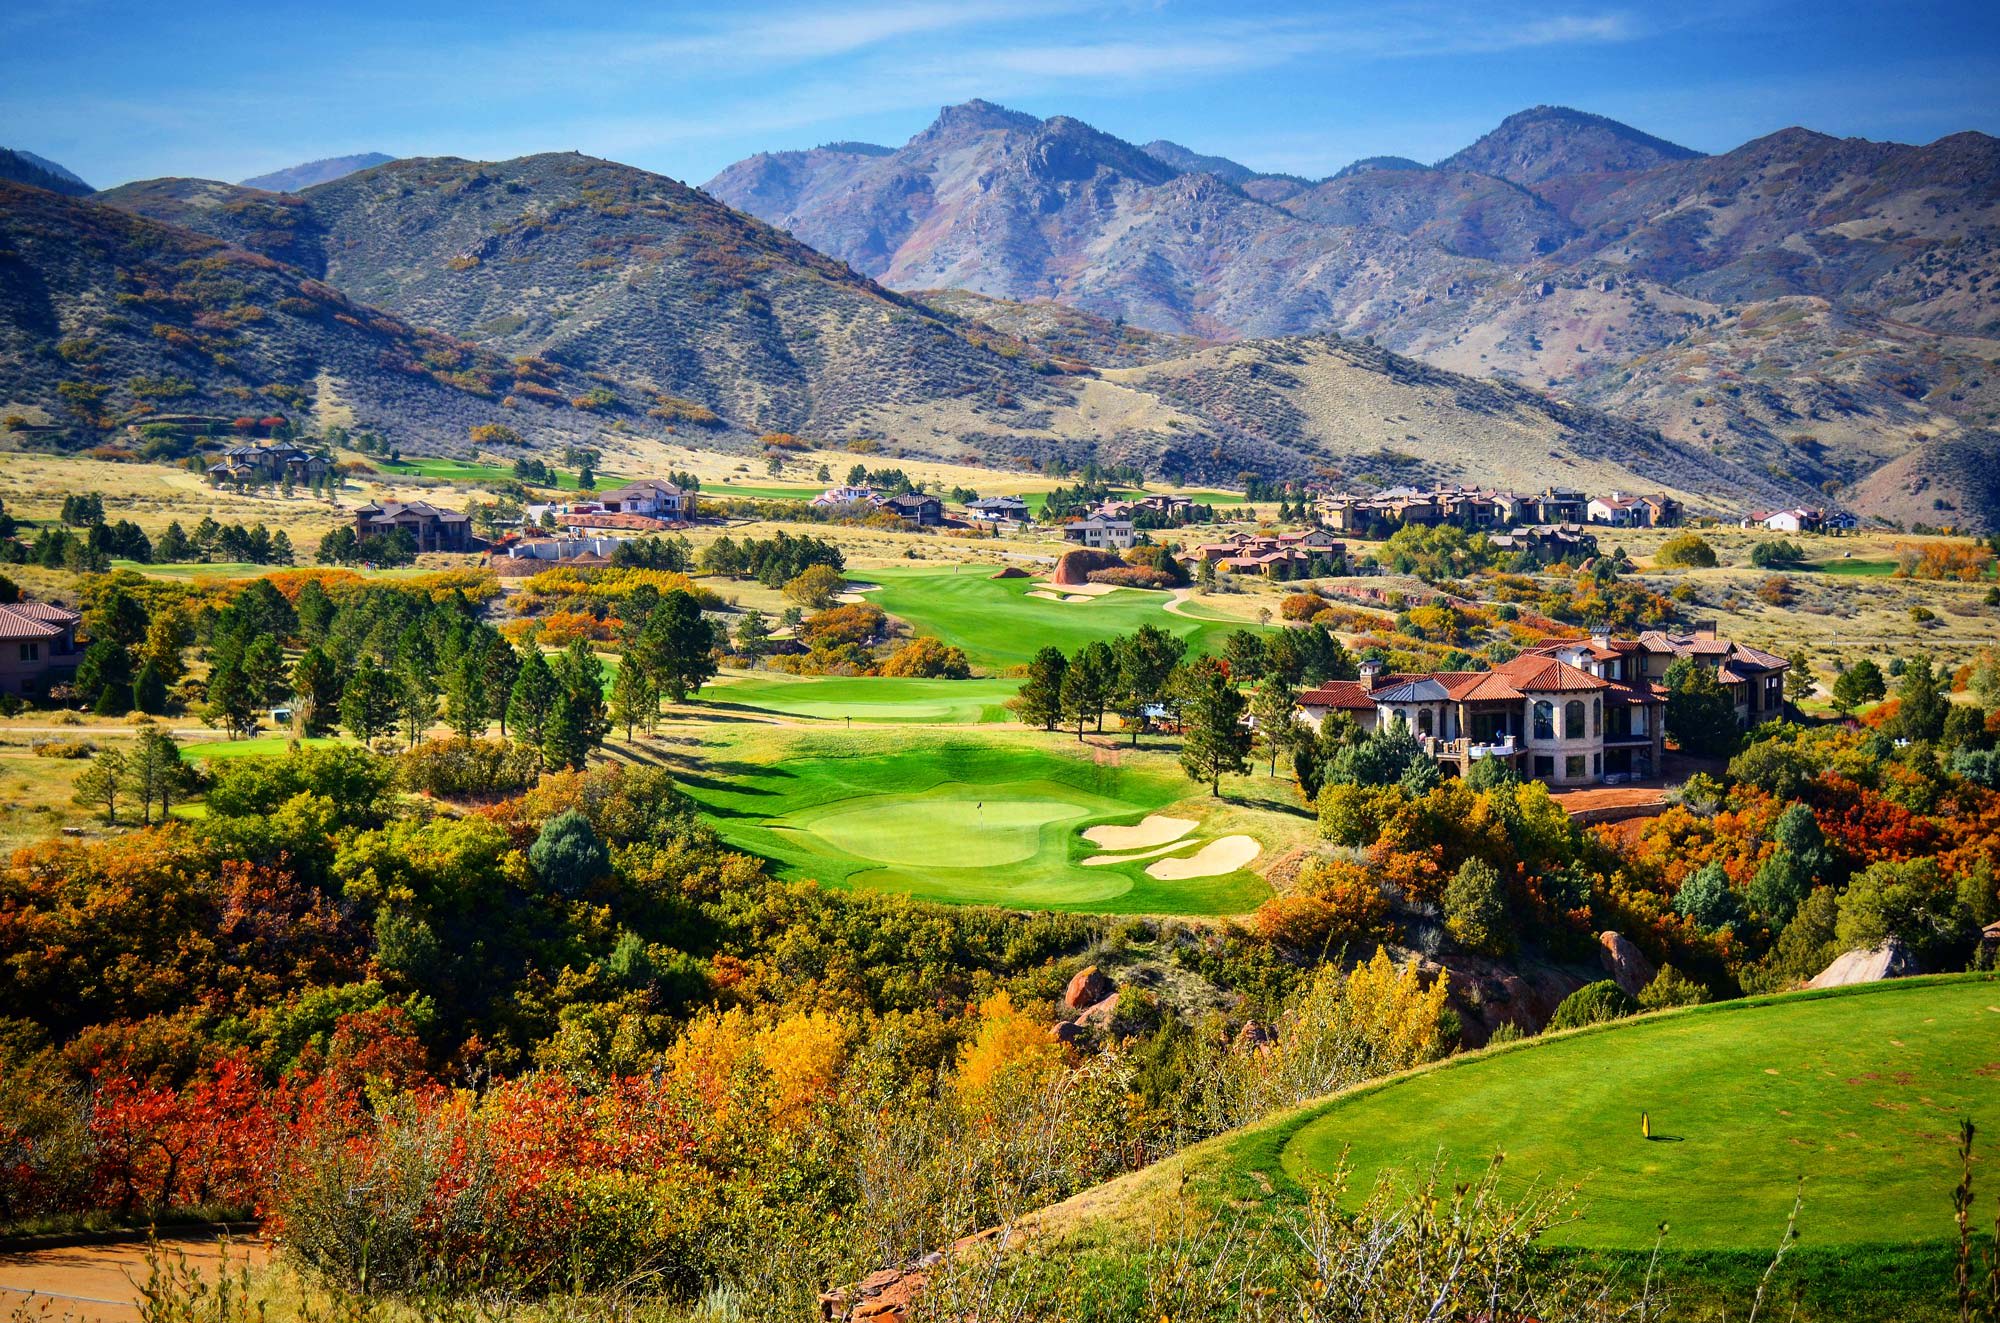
921, 99, 1041, 141
1439, 105, 1703, 185
1331, 155, 1428, 179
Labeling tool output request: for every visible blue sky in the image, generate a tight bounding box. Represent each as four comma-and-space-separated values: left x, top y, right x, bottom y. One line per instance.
5, 0, 1997, 189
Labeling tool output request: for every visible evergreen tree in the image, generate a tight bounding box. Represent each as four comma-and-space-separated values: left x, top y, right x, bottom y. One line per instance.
1112, 625, 1186, 745
507, 646, 559, 759
443, 651, 488, 739
201, 635, 260, 737
554, 639, 611, 754
635, 591, 719, 704
1830, 659, 1886, 715
734, 608, 771, 657
1176, 658, 1252, 795
290, 646, 342, 736
1058, 657, 1094, 740
1892, 654, 1949, 743
610, 654, 655, 740
73, 749, 127, 823
1250, 673, 1300, 775
542, 687, 589, 771
133, 659, 168, 715
481, 633, 520, 735
76, 637, 134, 714
1016, 646, 1068, 731
270, 529, 295, 566
1784, 651, 1816, 707
1074, 640, 1118, 732
155, 521, 191, 563
1663, 657, 1742, 757
340, 665, 399, 744
124, 724, 192, 825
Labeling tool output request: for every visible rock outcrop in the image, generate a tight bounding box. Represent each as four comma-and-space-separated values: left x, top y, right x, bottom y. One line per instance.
1597, 931, 1658, 999
1807, 939, 1919, 989
1051, 548, 1125, 587
1063, 965, 1115, 1009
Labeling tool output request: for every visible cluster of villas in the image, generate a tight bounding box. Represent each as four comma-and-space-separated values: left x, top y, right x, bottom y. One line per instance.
523, 479, 692, 536
1314, 485, 1682, 539
1295, 626, 1789, 787
1740, 507, 1860, 534
205, 442, 334, 487
808, 486, 946, 526
1189, 528, 1347, 575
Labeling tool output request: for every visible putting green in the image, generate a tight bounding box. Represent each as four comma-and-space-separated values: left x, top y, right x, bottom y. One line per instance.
1277, 976, 2000, 1250
710, 673, 1017, 724
866, 566, 1256, 671
681, 734, 1273, 915
794, 786, 1082, 866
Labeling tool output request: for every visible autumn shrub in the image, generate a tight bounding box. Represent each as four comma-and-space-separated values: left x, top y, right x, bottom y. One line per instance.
1252, 856, 1389, 951
1280, 591, 1324, 621
1546, 980, 1636, 1031
1087, 566, 1175, 589
1653, 532, 1718, 569
398, 737, 539, 800
878, 636, 972, 679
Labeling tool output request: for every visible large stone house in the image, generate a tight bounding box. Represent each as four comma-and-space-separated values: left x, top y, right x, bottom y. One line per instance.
1297, 635, 1673, 787
0, 601, 82, 699
965, 495, 1030, 522
1062, 517, 1136, 550
883, 492, 944, 526
353, 500, 474, 552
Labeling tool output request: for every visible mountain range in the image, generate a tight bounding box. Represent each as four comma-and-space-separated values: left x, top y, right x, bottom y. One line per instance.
240, 152, 396, 193
2, 100, 1995, 526
707, 101, 2000, 525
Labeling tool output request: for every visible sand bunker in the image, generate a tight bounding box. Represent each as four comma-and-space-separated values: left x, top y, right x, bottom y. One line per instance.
1084, 814, 1196, 850
1039, 579, 1120, 597
834, 581, 883, 603
1027, 589, 1093, 602
1146, 835, 1260, 879
1082, 839, 1202, 866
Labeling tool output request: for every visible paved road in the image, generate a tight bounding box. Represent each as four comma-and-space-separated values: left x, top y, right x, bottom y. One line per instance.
0, 1235, 268, 1322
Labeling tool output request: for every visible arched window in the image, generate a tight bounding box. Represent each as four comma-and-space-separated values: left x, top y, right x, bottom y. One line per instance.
1418, 708, 1434, 737
1565, 699, 1586, 740
1594, 699, 1602, 735
1533, 701, 1554, 740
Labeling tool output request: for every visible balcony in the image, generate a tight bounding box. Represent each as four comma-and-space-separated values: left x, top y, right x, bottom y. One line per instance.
1422, 734, 1518, 761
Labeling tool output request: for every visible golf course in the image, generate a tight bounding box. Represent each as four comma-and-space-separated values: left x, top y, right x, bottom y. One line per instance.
865, 565, 1252, 670
679, 732, 1280, 914
1260, 976, 2000, 1251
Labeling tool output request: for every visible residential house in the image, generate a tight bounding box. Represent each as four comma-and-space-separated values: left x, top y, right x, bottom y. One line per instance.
0, 601, 82, 699
1587, 493, 1648, 527
883, 492, 944, 526
1536, 487, 1589, 524
592, 479, 686, 520
1062, 518, 1136, 551
1488, 524, 1598, 561
1742, 509, 1824, 534
1631, 626, 1790, 726
965, 495, 1031, 521
1642, 495, 1683, 527
353, 500, 475, 552
811, 486, 883, 509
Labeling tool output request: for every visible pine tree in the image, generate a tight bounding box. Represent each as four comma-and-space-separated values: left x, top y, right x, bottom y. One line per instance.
124, 724, 191, 826
1113, 625, 1187, 746
1784, 651, 1816, 707
443, 652, 488, 740
201, 635, 260, 737
635, 591, 719, 704
340, 665, 399, 744
290, 646, 341, 736
1176, 658, 1252, 795
1250, 673, 1300, 775
1058, 658, 1094, 741
270, 530, 295, 566
1016, 646, 1068, 731
610, 655, 654, 740
72, 748, 127, 824
507, 646, 559, 760
542, 687, 589, 771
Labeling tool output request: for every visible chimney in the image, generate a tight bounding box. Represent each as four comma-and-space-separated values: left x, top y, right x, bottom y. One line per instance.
1359, 658, 1385, 686
1590, 626, 1611, 649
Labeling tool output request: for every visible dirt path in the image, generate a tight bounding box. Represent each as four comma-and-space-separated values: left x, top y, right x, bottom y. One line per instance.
0, 1235, 269, 1322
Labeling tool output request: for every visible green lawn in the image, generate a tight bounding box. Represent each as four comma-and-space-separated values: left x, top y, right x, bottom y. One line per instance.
111, 559, 272, 579
704, 483, 820, 502
866, 566, 1253, 671
1806, 558, 1899, 576
708, 672, 1019, 724
183, 735, 348, 760
372, 457, 623, 491
1277, 977, 2000, 1251
680, 732, 1271, 915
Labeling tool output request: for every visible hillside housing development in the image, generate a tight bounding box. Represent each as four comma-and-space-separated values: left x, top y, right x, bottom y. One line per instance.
1315, 485, 1681, 538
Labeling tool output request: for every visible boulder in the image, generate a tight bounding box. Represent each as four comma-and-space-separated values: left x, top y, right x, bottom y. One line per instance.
1063, 965, 1115, 1009
1075, 994, 1120, 1030
990, 565, 1031, 579
1597, 931, 1657, 999
1807, 939, 1919, 989
1051, 547, 1125, 586
1049, 1020, 1081, 1045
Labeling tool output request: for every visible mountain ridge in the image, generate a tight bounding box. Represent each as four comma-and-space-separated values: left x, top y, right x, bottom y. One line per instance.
240, 152, 396, 192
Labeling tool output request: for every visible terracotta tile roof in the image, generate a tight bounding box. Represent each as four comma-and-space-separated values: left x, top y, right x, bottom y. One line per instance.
561, 512, 671, 531
1298, 681, 1377, 710
0, 602, 76, 640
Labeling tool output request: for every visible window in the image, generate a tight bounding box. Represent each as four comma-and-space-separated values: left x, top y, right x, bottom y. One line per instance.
1534, 756, 1555, 779
17, 643, 37, 662
1593, 753, 1602, 775
1533, 701, 1554, 740
1593, 699, 1602, 735
1418, 708, 1433, 737
1564, 700, 1586, 740
1565, 755, 1587, 780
